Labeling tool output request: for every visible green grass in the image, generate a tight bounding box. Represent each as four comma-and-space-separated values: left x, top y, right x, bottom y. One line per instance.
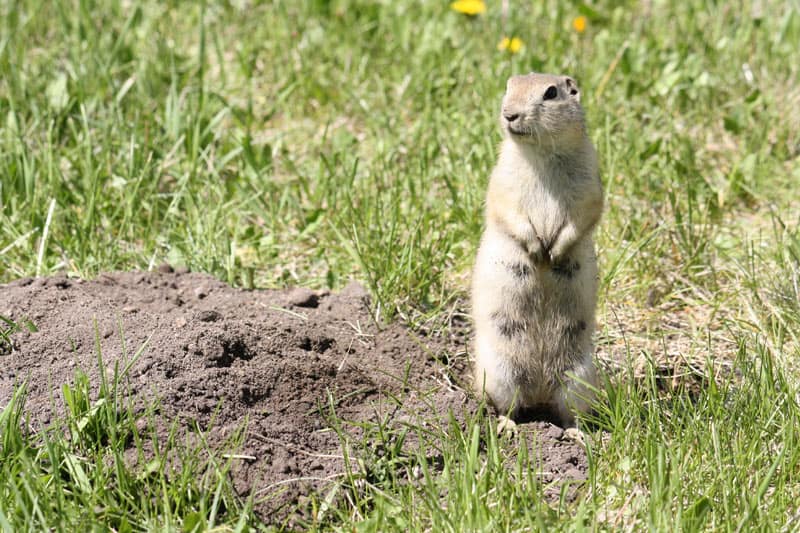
2, 0, 800, 530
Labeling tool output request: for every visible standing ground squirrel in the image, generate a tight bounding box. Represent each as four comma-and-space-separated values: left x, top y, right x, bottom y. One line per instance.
472, 72, 603, 427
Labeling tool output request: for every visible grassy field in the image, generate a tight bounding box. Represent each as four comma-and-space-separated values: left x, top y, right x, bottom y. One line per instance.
2, 0, 800, 530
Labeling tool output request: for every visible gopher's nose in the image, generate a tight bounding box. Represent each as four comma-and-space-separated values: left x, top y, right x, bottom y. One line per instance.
504, 113, 520, 122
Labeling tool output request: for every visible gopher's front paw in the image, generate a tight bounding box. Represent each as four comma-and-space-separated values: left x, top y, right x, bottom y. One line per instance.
561, 427, 587, 446
497, 415, 518, 436
526, 237, 549, 264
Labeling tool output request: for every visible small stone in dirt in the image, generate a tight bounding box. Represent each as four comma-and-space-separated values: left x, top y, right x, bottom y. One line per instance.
157, 263, 174, 274
200, 338, 226, 363
175, 265, 190, 275
194, 285, 209, 299
175, 317, 187, 328
196, 310, 222, 323
541, 424, 565, 440
339, 281, 369, 302
296, 336, 313, 351
277, 456, 299, 474
286, 288, 319, 308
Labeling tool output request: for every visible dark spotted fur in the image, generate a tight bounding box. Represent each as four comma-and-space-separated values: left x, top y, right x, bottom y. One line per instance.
504, 261, 531, 279
491, 311, 526, 338
552, 260, 581, 279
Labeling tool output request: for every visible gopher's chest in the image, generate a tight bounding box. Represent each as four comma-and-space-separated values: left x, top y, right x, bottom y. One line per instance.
519, 183, 566, 246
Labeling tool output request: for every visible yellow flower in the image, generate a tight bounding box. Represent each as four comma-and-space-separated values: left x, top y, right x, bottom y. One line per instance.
572, 15, 587, 33
235, 245, 258, 267
497, 37, 524, 54
450, 0, 486, 16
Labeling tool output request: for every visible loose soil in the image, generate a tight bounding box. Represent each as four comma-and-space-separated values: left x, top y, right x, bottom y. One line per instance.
0, 269, 588, 525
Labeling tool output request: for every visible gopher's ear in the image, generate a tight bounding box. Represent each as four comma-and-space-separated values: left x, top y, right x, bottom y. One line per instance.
564, 76, 580, 102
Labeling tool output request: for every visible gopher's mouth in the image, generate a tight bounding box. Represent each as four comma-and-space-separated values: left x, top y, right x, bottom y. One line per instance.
507, 125, 527, 136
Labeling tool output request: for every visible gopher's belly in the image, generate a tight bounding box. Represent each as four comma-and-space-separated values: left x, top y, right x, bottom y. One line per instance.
472, 227, 597, 405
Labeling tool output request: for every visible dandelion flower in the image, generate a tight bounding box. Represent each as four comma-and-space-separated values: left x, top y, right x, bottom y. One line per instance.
497, 37, 524, 54
572, 15, 587, 33
450, 0, 486, 16
235, 246, 258, 267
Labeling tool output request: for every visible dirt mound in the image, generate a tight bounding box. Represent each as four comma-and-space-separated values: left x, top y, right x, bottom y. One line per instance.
0, 270, 588, 524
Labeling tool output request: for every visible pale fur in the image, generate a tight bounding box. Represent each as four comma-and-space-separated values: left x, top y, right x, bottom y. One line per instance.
472, 73, 603, 427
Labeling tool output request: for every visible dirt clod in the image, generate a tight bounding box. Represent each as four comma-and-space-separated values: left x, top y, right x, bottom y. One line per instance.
285, 287, 320, 308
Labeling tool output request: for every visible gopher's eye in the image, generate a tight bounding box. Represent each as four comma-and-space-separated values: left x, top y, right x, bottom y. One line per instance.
543, 85, 558, 100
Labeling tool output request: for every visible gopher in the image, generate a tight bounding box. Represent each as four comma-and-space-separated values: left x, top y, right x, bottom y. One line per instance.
472, 73, 603, 427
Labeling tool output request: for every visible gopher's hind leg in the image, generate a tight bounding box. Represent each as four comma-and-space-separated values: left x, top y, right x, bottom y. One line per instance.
473, 331, 524, 419
553, 354, 597, 428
